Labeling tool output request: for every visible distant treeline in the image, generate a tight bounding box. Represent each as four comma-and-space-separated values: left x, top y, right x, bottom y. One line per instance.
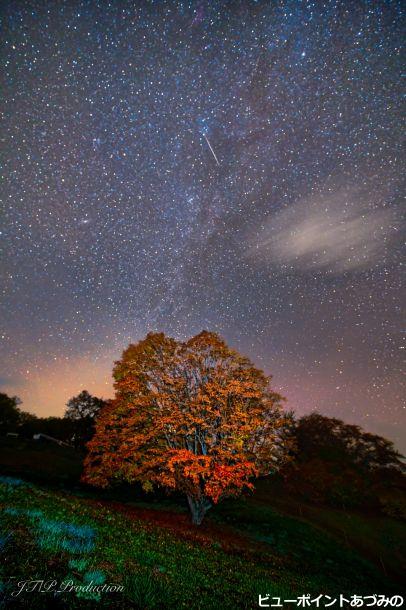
0, 390, 107, 449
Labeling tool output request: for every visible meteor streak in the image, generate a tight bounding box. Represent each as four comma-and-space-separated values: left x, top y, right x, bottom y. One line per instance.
203, 134, 220, 166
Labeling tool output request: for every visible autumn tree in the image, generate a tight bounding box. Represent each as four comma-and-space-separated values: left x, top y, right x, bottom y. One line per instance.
82, 331, 293, 524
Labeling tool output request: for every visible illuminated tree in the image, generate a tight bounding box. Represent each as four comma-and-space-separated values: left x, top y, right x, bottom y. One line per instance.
82, 331, 292, 524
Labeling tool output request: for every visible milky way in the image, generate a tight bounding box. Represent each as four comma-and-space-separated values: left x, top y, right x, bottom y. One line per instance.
1, 1, 404, 449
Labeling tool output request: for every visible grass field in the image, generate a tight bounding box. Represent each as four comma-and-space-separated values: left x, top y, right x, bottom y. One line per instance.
0, 439, 404, 608
1, 475, 404, 609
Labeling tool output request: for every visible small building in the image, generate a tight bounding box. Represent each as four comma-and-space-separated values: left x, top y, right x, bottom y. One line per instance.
33, 433, 70, 447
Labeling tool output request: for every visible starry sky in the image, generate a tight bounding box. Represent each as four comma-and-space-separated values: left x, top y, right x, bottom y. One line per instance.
1, 1, 405, 450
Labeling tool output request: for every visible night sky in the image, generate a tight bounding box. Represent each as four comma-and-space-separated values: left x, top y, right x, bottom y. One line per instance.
1, 1, 404, 450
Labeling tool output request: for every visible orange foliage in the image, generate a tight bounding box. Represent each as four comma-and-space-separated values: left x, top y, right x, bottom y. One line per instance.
82, 331, 293, 523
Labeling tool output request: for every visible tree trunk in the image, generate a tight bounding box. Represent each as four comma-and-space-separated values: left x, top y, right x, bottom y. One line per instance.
187, 496, 211, 525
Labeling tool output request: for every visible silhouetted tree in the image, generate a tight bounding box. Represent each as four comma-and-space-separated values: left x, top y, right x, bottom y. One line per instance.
283, 413, 404, 510
17, 410, 39, 438
0, 393, 22, 434
65, 390, 107, 449
295, 413, 404, 472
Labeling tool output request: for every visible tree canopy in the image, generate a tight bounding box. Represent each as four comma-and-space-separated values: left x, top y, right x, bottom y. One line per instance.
294, 413, 404, 471
83, 331, 293, 523
281, 412, 405, 510
0, 393, 22, 433
65, 390, 107, 449
65, 390, 106, 421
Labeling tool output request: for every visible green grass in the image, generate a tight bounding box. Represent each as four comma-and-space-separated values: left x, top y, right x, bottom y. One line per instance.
0, 476, 401, 609
249, 477, 406, 584
211, 498, 397, 594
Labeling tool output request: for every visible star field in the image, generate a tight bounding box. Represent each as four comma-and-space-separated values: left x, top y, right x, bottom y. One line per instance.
1, 1, 404, 449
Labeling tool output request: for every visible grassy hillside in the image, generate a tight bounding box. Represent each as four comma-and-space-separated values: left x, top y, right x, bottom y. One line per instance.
250, 477, 406, 584
0, 474, 403, 609
0, 439, 404, 607
0, 438, 83, 485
